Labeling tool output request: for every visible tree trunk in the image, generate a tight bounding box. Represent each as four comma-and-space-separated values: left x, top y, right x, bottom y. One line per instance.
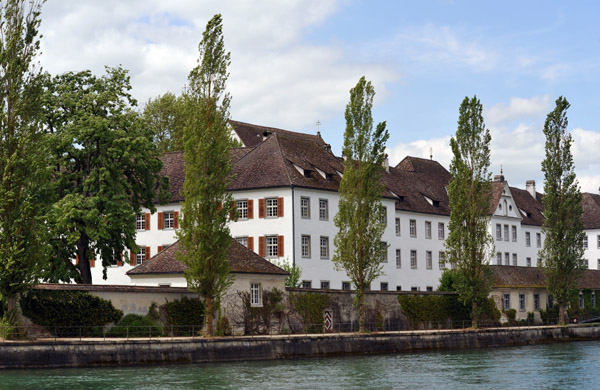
471, 300, 478, 328
358, 289, 365, 333
77, 234, 92, 284
205, 296, 213, 336
6, 295, 17, 312
559, 304, 567, 325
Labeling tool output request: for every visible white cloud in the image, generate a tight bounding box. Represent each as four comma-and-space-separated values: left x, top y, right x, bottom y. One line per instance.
485, 95, 552, 126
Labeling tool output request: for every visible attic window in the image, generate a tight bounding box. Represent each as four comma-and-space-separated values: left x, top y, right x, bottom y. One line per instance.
303, 169, 311, 178
432, 200, 440, 207
325, 173, 333, 182
398, 196, 405, 203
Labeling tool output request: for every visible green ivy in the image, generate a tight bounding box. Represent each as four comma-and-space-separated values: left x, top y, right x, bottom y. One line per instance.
161, 296, 204, 336
240, 288, 285, 335
398, 295, 499, 327
289, 292, 330, 333
107, 314, 163, 338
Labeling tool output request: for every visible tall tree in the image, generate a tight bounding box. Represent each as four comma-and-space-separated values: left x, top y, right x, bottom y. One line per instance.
142, 92, 186, 153
333, 76, 389, 332
176, 14, 235, 336
0, 0, 49, 310
446, 95, 494, 328
539, 96, 585, 325
43, 67, 169, 284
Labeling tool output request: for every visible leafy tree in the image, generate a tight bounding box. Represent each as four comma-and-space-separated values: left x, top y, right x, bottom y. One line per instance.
0, 0, 50, 310
333, 76, 389, 332
271, 259, 302, 287
176, 14, 235, 336
539, 96, 585, 325
445, 95, 494, 328
43, 67, 169, 284
142, 92, 186, 153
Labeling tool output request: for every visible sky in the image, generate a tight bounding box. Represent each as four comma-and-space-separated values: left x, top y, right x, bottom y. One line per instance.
37, 0, 600, 193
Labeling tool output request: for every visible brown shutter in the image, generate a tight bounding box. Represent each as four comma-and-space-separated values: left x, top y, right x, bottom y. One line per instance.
145, 247, 151, 261
248, 199, 254, 219
130, 251, 135, 265
90, 257, 95, 268
145, 213, 151, 230
258, 236, 265, 257
158, 246, 163, 253
75, 254, 79, 265
277, 235, 284, 257
258, 199, 265, 218
117, 253, 123, 267
277, 197, 284, 217
248, 237, 254, 251
217, 202, 223, 210
158, 212, 164, 230
173, 211, 179, 228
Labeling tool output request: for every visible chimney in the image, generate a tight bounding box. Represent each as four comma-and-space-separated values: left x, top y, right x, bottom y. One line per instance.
526, 180, 536, 198
494, 175, 505, 182
383, 154, 389, 173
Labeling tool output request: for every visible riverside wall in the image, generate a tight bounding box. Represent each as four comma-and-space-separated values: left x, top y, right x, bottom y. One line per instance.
2, 325, 600, 369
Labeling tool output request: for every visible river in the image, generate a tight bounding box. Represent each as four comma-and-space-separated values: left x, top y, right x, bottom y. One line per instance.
1, 341, 597, 389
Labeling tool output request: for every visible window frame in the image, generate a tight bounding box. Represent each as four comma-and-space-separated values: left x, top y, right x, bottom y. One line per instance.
525, 232, 531, 247
395, 249, 401, 269
301, 235, 311, 258
395, 218, 401, 236
320, 236, 329, 259
300, 197, 310, 219
135, 214, 146, 231
425, 221, 432, 239
438, 222, 445, 240
503, 293, 510, 310
265, 236, 278, 258
163, 211, 174, 229
496, 224, 502, 240
236, 199, 248, 220
265, 198, 278, 218
512, 225, 517, 242
409, 219, 417, 237
426, 250, 432, 269
250, 283, 262, 307
319, 199, 328, 220
410, 250, 417, 269
439, 251, 446, 270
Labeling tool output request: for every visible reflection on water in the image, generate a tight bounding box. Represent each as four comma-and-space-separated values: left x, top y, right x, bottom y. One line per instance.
1, 341, 599, 389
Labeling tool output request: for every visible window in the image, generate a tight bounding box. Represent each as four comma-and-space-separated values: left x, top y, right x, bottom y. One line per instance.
396, 286, 402, 291
266, 198, 278, 218
266, 236, 278, 258
380, 207, 387, 226
164, 211, 174, 229
236, 200, 248, 219
301, 235, 311, 258
380, 242, 388, 262
411, 287, 418, 292
426, 286, 433, 292
598, 235, 600, 249
438, 223, 445, 240
534, 294, 540, 311
410, 250, 417, 269
519, 294, 525, 311
425, 221, 432, 239
598, 259, 600, 270
136, 214, 146, 230
342, 281, 351, 291
583, 235, 588, 249
496, 224, 502, 240
300, 197, 310, 218
250, 283, 261, 306
410, 220, 417, 237
503, 293, 510, 310
583, 259, 589, 268
579, 293, 584, 309
512, 225, 517, 242
135, 250, 145, 265
536, 232, 541, 248
439, 252, 446, 270
526, 257, 531, 267
512, 253, 517, 266
396, 249, 401, 269
496, 252, 502, 265
504, 225, 509, 241
395, 218, 401, 236
426, 251, 432, 269
380, 282, 388, 291
302, 280, 312, 289
319, 199, 328, 220
504, 252, 509, 266
320, 281, 330, 290
525, 232, 531, 247
320, 236, 329, 259
236, 237, 248, 247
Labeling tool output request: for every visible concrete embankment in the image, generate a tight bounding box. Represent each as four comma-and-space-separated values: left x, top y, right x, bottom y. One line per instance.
2, 325, 600, 369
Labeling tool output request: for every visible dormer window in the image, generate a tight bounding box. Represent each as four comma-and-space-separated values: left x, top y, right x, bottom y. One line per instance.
303, 169, 311, 178
326, 173, 333, 181
432, 200, 440, 207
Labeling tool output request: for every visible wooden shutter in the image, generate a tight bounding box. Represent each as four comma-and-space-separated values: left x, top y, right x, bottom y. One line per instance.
145, 247, 151, 261
258, 236, 265, 257
75, 254, 79, 265
217, 202, 223, 210
258, 199, 265, 218
173, 211, 179, 228
248, 199, 254, 219
248, 237, 254, 251
145, 213, 151, 230
158, 246, 163, 253
277, 197, 284, 217
89, 250, 95, 268
277, 235, 284, 257
130, 251, 135, 265
158, 212, 164, 230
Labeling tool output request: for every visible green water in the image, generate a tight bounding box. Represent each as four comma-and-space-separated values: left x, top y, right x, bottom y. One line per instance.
1, 341, 597, 389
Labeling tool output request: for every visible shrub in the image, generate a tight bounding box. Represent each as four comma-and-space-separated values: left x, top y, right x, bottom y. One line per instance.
215, 315, 232, 336
504, 308, 517, 325
289, 292, 329, 333
107, 314, 163, 337
240, 288, 285, 335
161, 296, 204, 336
20, 290, 123, 337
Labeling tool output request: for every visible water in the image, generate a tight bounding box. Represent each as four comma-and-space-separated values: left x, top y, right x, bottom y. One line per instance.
1, 341, 598, 389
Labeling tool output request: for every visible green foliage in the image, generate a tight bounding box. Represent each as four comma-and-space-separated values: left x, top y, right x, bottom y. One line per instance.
240, 288, 285, 335
504, 308, 517, 325
143, 92, 187, 153
20, 290, 123, 336
446, 95, 494, 328
161, 296, 205, 336
0, 0, 51, 306
215, 315, 232, 336
271, 259, 302, 287
289, 292, 330, 333
438, 269, 461, 292
107, 314, 163, 338
539, 97, 585, 325
176, 14, 235, 337
398, 295, 471, 325
333, 76, 389, 332
42, 67, 169, 284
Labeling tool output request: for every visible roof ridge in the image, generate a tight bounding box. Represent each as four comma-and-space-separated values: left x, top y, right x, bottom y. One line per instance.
273, 133, 294, 185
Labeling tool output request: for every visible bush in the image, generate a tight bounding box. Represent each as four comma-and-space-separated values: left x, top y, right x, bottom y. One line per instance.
161, 296, 204, 336
215, 315, 232, 336
20, 290, 123, 337
107, 314, 163, 337
289, 292, 329, 333
504, 308, 517, 325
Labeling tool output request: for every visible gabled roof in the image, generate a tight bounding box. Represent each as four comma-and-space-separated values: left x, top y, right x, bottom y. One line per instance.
127, 238, 288, 276
582, 193, 600, 230
492, 265, 600, 289
510, 186, 544, 226
229, 120, 326, 148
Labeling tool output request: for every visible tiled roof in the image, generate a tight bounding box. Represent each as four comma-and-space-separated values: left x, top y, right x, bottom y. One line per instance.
492, 265, 600, 289
582, 193, 600, 230
127, 238, 289, 276
159, 151, 185, 203
510, 186, 544, 226
229, 120, 326, 148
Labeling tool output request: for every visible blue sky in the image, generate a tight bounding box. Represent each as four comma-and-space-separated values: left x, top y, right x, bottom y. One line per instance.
38, 0, 600, 192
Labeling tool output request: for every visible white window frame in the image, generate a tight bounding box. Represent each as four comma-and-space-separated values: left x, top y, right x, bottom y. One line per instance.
505, 252, 510, 266
536, 232, 541, 248
526, 257, 531, 267
164, 211, 174, 229
512, 253, 517, 266
266, 236, 278, 258
512, 225, 517, 242
266, 198, 278, 218
236, 199, 248, 220
380, 282, 388, 291
320, 280, 330, 290
395, 249, 401, 269
583, 235, 588, 249
504, 225, 509, 242
236, 236, 248, 247
519, 293, 525, 311
496, 252, 502, 265
525, 232, 531, 247
496, 224, 502, 240
136, 214, 145, 230
250, 283, 262, 307
342, 281, 351, 290
439, 252, 446, 270
135, 250, 145, 265
319, 199, 328, 220
426, 251, 432, 269
438, 222, 445, 240
425, 221, 432, 239
300, 197, 310, 219
410, 250, 417, 269
410, 219, 417, 237
320, 236, 329, 259
503, 293, 510, 310
534, 294, 540, 311
395, 218, 401, 236
301, 235, 311, 258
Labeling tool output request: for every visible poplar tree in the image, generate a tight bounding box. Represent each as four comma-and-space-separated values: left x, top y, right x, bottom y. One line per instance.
539, 96, 585, 325
0, 0, 49, 310
333, 76, 389, 332
446, 95, 494, 328
176, 14, 235, 336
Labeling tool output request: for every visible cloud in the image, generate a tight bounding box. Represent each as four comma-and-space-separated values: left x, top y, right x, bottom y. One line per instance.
485, 95, 552, 126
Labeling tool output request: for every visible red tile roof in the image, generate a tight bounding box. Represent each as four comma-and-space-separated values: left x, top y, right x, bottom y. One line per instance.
492, 265, 600, 289
229, 119, 326, 147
